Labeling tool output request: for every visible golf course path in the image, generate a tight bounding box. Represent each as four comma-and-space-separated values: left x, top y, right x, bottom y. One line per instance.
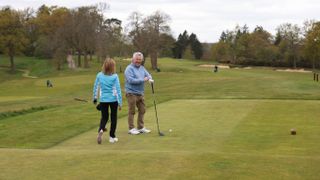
0, 66, 38, 78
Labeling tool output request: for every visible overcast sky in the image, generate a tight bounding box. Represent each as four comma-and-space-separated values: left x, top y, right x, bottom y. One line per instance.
1, 0, 320, 42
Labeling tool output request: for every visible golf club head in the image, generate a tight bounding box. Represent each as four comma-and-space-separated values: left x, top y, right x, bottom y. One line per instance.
159, 132, 165, 136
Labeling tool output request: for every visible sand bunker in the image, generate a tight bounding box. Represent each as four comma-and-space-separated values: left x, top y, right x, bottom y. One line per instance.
275, 69, 312, 73
198, 64, 230, 69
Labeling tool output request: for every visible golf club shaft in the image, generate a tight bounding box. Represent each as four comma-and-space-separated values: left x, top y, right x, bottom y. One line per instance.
151, 83, 161, 134
153, 99, 161, 134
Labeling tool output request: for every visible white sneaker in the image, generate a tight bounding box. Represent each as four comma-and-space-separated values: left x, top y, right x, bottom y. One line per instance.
128, 128, 140, 135
97, 130, 103, 144
109, 137, 118, 143
138, 127, 151, 134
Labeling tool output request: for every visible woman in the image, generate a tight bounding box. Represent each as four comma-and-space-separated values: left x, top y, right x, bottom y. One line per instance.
93, 58, 122, 144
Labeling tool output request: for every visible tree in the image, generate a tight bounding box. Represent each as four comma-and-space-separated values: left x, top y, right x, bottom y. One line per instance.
189, 33, 203, 59
183, 45, 193, 59
105, 18, 124, 58
276, 23, 302, 68
201, 43, 213, 60
219, 31, 227, 42
274, 30, 282, 46
303, 21, 320, 70
158, 33, 175, 57
173, 30, 189, 58
76, 6, 100, 68
143, 11, 171, 70
211, 41, 232, 63
128, 11, 150, 61
231, 25, 249, 64
214, 25, 277, 65
128, 11, 171, 70
0, 7, 28, 72
22, 8, 38, 56
247, 27, 277, 65
34, 5, 70, 59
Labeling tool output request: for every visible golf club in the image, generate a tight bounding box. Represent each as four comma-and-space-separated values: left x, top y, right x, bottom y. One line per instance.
151, 82, 165, 136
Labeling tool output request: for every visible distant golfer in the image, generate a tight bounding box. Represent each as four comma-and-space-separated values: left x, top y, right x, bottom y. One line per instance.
46, 80, 53, 87
125, 52, 154, 135
93, 58, 122, 144
214, 65, 218, 73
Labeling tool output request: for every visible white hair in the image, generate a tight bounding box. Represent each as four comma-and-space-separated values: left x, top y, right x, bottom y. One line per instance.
132, 52, 144, 61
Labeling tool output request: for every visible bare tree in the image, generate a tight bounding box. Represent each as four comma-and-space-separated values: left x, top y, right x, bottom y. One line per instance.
127, 11, 150, 61
128, 11, 171, 70
144, 11, 171, 69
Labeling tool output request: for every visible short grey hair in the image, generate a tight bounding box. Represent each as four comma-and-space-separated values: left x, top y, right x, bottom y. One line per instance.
132, 52, 144, 61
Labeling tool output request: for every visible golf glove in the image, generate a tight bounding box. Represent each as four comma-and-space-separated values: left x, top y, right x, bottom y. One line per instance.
93, 99, 97, 105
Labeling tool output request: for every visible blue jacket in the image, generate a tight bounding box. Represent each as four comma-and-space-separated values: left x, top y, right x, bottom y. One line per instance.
124, 63, 152, 95
93, 72, 122, 106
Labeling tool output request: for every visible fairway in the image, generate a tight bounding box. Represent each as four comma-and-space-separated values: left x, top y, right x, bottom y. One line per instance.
1, 57, 320, 179
1, 99, 319, 179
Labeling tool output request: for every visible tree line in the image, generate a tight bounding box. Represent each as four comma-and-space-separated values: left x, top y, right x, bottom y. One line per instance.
212, 22, 320, 69
2, 4, 319, 73
0, 4, 204, 73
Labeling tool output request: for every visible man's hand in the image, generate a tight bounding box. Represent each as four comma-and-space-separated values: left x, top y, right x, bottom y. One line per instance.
144, 77, 149, 82
148, 79, 154, 84
93, 99, 97, 105
118, 106, 122, 111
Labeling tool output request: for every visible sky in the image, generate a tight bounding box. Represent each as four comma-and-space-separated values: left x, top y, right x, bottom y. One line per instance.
1, 0, 320, 43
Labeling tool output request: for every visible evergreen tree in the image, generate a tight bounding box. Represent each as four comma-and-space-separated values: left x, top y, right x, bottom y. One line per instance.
274, 30, 282, 46
173, 30, 189, 58
189, 33, 203, 59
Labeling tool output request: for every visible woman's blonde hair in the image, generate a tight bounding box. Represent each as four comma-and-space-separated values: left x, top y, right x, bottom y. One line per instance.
102, 58, 116, 75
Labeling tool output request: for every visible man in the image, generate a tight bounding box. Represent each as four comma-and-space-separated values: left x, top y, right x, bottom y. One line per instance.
125, 52, 154, 135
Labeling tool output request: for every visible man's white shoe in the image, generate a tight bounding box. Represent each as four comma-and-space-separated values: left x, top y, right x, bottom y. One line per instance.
128, 128, 140, 135
138, 127, 151, 133
109, 137, 118, 143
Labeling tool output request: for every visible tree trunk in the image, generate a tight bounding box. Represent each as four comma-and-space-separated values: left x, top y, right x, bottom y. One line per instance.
89, 52, 93, 61
84, 52, 89, 68
57, 61, 61, 71
293, 56, 297, 69
9, 54, 15, 72
77, 50, 82, 68
150, 51, 158, 70
232, 54, 237, 64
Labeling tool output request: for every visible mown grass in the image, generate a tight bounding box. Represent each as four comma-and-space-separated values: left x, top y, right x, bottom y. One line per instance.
0, 57, 320, 148
1, 99, 319, 179
0, 56, 320, 179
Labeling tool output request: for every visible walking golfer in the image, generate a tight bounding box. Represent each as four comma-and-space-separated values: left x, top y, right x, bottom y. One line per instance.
93, 58, 122, 144
125, 52, 154, 135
